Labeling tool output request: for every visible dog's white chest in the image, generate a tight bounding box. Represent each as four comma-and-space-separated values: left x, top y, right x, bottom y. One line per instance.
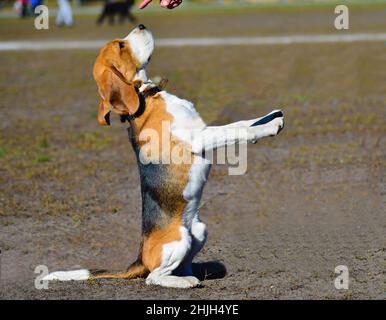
160, 91, 206, 144
159, 91, 210, 225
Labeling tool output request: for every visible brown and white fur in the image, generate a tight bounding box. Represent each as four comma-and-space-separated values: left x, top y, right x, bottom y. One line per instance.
43, 25, 284, 288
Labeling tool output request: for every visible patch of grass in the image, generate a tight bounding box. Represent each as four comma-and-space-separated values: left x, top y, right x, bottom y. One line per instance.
281, 141, 367, 170
25, 164, 63, 180
35, 155, 51, 163
0, 147, 6, 158
38, 139, 50, 149
1, 197, 28, 218
292, 94, 309, 104
75, 131, 113, 150
0, 219, 14, 226
71, 212, 88, 227
43, 197, 70, 216
90, 111, 98, 119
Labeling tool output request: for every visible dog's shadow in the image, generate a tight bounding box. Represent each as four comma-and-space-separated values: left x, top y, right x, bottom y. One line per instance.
191, 261, 227, 281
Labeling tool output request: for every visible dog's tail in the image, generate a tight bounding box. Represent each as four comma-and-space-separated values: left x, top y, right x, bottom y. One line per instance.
91, 261, 149, 280
43, 260, 149, 282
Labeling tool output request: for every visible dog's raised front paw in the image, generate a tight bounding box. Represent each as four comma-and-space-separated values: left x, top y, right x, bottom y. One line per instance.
249, 110, 284, 142
265, 112, 284, 136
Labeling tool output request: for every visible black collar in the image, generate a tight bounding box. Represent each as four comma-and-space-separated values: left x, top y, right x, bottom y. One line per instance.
122, 86, 161, 122
141, 85, 162, 99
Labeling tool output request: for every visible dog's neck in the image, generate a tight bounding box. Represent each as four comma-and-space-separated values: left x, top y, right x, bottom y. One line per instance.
123, 80, 162, 123
139, 80, 157, 94
134, 68, 168, 94
139, 77, 168, 96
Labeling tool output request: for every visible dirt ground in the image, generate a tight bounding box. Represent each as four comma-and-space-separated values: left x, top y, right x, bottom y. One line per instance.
0, 7, 385, 299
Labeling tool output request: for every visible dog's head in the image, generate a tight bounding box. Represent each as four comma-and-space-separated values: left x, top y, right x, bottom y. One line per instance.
93, 25, 154, 125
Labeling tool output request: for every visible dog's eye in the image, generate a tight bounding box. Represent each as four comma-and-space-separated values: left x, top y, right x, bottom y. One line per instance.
148, 55, 152, 63
119, 42, 125, 49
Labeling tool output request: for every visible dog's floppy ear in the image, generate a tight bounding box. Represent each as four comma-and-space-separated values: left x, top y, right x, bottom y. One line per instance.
98, 101, 111, 126
95, 68, 140, 126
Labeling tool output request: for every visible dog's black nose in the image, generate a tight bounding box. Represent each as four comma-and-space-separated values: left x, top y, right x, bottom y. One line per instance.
138, 24, 146, 30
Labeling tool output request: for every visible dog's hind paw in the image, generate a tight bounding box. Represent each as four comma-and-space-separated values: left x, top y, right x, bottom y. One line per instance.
184, 276, 201, 287
146, 275, 200, 288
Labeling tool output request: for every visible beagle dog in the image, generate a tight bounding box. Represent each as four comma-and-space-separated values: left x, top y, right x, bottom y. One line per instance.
44, 25, 284, 288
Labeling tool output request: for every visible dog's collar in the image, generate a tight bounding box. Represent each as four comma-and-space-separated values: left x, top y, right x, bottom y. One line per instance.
123, 83, 162, 122
141, 85, 162, 99
139, 78, 168, 96
139, 81, 155, 93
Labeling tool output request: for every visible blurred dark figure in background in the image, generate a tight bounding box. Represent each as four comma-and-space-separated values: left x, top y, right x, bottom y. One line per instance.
20, 0, 31, 18
97, 0, 136, 25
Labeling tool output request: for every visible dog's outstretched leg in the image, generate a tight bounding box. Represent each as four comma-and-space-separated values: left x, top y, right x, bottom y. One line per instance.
191, 110, 284, 153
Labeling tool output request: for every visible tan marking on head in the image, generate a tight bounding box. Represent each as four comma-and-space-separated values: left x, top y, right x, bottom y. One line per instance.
93, 40, 142, 125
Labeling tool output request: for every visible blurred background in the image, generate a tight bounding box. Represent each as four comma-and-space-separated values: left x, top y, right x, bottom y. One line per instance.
0, 0, 385, 299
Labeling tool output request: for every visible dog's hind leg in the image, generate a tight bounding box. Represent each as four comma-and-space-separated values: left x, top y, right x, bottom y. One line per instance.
143, 222, 200, 288
174, 216, 207, 276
